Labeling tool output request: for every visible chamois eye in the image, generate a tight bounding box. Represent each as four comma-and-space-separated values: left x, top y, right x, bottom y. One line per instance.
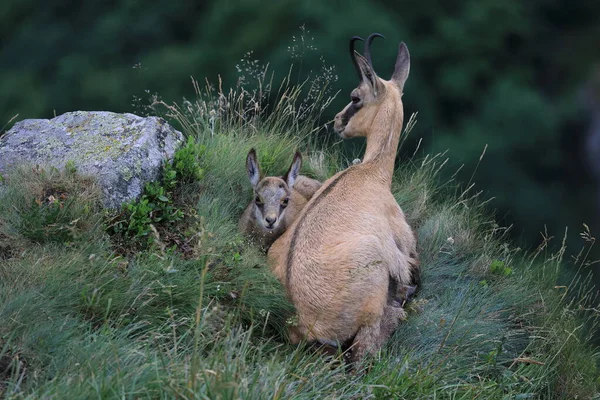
281, 198, 289, 208
255, 196, 262, 205
351, 95, 361, 104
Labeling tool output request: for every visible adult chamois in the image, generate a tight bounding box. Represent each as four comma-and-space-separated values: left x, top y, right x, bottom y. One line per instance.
239, 149, 322, 249
268, 34, 420, 361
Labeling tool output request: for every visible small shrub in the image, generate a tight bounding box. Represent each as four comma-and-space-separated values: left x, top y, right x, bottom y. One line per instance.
113, 182, 185, 243
168, 136, 206, 185
106, 138, 205, 252
489, 259, 513, 276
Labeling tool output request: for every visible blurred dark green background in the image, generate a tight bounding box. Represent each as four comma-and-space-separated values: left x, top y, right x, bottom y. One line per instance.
2, 1, 600, 270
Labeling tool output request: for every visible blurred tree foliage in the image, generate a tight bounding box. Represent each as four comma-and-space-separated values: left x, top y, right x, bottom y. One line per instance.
1, 0, 600, 253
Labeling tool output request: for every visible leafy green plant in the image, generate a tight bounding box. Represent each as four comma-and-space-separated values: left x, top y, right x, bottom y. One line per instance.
106, 138, 206, 250
168, 136, 206, 186
490, 259, 513, 276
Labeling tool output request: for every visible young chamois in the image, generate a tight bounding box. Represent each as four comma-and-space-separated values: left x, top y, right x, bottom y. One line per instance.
268, 34, 420, 361
239, 149, 321, 249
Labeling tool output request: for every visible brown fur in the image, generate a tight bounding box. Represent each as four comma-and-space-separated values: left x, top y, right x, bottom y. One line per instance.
239, 149, 322, 249
268, 39, 419, 361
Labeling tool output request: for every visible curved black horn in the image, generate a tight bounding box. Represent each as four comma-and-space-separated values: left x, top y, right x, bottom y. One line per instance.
349, 36, 364, 79
364, 33, 386, 67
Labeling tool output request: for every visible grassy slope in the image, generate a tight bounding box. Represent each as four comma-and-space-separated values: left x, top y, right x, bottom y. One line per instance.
1, 79, 599, 399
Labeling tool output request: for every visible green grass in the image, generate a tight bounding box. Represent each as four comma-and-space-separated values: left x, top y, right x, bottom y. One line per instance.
0, 70, 599, 399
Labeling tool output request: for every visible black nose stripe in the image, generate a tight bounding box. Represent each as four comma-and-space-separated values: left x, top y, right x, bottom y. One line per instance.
341, 103, 361, 126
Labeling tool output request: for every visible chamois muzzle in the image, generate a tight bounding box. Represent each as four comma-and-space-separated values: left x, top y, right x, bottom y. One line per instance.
265, 216, 277, 229
333, 114, 346, 137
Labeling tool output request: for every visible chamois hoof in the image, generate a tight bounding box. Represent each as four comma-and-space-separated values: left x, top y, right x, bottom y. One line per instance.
391, 284, 418, 307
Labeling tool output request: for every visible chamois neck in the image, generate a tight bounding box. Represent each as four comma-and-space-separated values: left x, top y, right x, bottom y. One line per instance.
362, 99, 404, 185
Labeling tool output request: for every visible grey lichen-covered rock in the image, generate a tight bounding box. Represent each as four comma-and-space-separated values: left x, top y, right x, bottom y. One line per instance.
0, 111, 184, 208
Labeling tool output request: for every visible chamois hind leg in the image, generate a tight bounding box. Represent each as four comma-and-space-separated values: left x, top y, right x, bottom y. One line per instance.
386, 242, 419, 307
388, 206, 421, 300
350, 305, 407, 363
380, 304, 407, 340
350, 320, 383, 363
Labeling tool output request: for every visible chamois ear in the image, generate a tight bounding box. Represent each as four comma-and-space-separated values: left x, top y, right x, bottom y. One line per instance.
355, 52, 384, 97
391, 42, 410, 92
284, 152, 302, 188
246, 148, 261, 188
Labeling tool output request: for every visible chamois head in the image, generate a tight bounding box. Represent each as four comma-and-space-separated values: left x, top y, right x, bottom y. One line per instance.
334, 33, 410, 138
246, 148, 302, 232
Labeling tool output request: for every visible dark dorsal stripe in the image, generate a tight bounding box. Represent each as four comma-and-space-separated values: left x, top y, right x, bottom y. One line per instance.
285, 167, 354, 285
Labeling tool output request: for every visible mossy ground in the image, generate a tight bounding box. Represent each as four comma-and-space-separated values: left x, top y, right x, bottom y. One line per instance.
0, 73, 599, 399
